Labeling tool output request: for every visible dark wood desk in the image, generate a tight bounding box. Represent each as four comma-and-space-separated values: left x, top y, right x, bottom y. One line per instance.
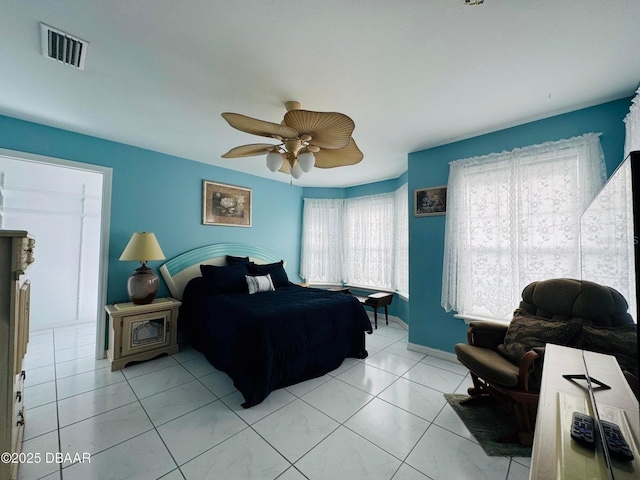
353, 292, 393, 329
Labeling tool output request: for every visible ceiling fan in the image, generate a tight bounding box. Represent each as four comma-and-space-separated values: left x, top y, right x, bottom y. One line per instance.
221, 101, 363, 180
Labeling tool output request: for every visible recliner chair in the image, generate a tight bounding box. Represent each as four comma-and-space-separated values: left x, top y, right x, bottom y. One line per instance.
455, 278, 637, 445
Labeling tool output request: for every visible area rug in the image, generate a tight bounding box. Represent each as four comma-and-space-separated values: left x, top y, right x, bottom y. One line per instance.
444, 393, 532, 457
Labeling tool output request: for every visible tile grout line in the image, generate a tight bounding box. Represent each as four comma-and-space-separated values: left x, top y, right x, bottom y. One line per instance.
23, 322, 529, 480
52, 328, 64, 480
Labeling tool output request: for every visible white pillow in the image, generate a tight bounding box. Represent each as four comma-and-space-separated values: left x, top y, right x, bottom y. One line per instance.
246, 274, 275, 294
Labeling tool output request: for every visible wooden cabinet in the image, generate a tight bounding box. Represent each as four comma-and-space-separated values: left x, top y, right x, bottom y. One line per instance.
0, 230, 34, 480
105, 297, 181, 371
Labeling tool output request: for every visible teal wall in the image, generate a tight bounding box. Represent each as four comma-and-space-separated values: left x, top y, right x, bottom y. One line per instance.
302, 187, 346, 199
0, 115, 304, 304
2, 95, 631, 349
302, 172, 408, 199
407, 97, 632, 353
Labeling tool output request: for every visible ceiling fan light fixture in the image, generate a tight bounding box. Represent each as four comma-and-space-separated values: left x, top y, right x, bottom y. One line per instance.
298, 152, 315, 172
291, 162, 304, 179
266, 151, 284, 172
221, 101, 363, 181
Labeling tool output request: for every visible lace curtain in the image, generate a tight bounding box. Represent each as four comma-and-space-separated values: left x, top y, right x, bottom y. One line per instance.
394, 183, 409, 295
343, 193, 395, 287
442, 133, 606, 319
301, 185, 408, 293
624, 87, 640, 158
300, 198, 344, 284
581, 158, 637, 322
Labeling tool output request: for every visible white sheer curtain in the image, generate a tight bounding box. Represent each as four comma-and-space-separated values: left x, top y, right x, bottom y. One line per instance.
394, 183, 409, 295
300, 198, 344, 284
343, 193, 395, 288
624, 87, 640, 158
442, 133, 606, 319
581, 158, 637, 323
301, 184, 408, 293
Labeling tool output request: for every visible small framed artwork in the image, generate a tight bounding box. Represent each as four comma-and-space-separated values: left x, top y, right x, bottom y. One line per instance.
202, 180, 252, 227
414, 186, 447, 216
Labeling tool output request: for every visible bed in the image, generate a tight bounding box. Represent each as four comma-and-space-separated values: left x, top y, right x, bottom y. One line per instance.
160, 243, 372, 408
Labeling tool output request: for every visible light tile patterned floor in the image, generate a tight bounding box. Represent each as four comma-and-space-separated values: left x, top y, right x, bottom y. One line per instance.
18, 318, 531, 480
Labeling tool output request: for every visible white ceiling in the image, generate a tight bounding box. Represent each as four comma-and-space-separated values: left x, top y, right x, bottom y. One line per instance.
2, 1, 640, 187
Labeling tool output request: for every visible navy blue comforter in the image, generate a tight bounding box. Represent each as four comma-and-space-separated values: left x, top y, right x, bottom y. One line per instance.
180, 279, 372, 407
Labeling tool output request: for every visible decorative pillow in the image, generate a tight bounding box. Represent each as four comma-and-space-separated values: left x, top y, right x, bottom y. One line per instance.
226, 255, 252, 266
582, 325, 638, 374
496, 311, 583, 364
247, 260, 289, 287
199, 264, 249, 293
246, 274, 275, 294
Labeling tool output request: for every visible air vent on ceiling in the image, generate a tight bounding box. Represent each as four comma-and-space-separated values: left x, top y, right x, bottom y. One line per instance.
40, 23, 89, 70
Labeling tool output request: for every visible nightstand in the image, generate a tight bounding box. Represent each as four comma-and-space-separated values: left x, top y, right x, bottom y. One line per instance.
105, 297, 181, 371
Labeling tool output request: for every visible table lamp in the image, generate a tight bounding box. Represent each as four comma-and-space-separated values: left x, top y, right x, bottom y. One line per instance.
119, 232, 166, 304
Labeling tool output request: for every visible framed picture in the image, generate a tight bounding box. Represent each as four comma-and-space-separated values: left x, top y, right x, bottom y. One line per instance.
202, 180, 252, 227
414, 186, 447, 216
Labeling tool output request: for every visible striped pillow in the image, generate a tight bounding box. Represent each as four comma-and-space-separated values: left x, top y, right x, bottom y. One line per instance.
246, 274, 275, 294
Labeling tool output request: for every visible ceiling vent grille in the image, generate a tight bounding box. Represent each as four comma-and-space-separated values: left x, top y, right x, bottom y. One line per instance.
40, 23, 89, 70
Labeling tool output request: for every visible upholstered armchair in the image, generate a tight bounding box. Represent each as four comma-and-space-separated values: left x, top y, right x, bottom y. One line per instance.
455, 278, 637, 445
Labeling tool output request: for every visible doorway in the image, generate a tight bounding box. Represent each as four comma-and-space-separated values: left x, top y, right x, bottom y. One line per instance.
0, 148, 111, 358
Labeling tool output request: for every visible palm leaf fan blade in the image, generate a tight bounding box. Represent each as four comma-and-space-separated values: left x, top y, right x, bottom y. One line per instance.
221, 144, 275, 158
221, 112, 298, 139
313, 138, 363, 168
283, 110, 353, 150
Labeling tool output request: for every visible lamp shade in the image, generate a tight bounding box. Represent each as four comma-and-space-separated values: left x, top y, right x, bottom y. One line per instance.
119, 232, 165, 262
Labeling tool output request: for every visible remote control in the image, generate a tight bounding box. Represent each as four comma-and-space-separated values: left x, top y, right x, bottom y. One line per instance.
600, 420, 634, 462
571, 412, 595, 448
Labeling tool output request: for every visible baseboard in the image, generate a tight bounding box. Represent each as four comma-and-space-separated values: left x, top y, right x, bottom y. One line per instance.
366, 314, 458, 365
391, 315, 408, 330
406, 342, 460, 364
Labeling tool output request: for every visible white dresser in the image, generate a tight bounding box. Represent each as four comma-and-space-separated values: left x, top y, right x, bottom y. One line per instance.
530, 344, 639, 479
0, 230, 34, 480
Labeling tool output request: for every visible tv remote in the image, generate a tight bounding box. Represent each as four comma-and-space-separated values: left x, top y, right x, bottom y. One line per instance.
570, 412, 595, 448
600, 420, 634, 462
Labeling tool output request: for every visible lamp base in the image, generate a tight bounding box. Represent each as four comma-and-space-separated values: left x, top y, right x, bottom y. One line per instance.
127, 265, 159, 305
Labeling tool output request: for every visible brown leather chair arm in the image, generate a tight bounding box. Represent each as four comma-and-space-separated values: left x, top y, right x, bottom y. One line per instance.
467, 321, 509, 350
518, 348, 543, 391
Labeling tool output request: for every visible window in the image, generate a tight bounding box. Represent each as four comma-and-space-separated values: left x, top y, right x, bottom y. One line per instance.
441, 134, 606, 320
300, 198, 343, 284
343, 192, 395, 288
394, 184, 409, 296
301, 184, 408, 295
624, 87, 640, 157
581, 158, 637, 323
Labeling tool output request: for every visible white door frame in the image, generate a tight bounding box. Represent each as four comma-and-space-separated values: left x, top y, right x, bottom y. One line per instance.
0, 148, 112, 359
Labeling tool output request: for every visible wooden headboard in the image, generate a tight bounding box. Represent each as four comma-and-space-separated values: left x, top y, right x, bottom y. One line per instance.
159, 243, 283, 300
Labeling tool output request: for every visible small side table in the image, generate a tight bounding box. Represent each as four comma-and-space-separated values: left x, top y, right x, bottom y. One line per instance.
105, 297, 181, 371
354, 292, 394, 329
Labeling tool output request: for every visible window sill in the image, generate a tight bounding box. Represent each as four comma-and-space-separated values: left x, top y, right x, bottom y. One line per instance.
347, 284, 407, 300
453, 313, 510, 326
306, 282, 343, 289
